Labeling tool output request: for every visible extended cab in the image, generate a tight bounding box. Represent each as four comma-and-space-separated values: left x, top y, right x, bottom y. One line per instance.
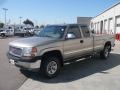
7, 24, 115, 78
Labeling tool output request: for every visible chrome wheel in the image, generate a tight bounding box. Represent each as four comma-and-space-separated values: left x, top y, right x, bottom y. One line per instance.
47, 61, 58, 75
100, 45, 111, 59
40, 56, 61, 78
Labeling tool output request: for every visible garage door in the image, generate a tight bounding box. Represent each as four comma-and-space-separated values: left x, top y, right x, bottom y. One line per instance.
116, 16, 120, 34
104, 20, 108, 34
109, 18, 114, 34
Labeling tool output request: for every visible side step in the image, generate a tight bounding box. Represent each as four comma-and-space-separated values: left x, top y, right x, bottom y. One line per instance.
63, 55, 94, 65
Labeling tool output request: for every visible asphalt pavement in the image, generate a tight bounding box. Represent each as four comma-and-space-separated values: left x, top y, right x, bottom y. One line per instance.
1, 37, 120, 90
19, 41, 120, 90
0, 37, 27, 90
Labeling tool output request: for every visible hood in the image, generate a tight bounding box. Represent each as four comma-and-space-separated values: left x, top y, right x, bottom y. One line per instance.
9, 36, 56, 47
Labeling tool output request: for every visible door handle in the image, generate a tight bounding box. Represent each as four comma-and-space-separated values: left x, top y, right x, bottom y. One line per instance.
80, 40, 84, 43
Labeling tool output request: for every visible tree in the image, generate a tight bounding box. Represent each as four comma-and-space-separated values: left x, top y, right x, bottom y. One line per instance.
23, 19, 34, 26
40, 25, 45, 29
35, 25, 39, 29
0, 23, 4, 28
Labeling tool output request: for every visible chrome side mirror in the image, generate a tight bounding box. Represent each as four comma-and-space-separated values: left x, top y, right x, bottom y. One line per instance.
66, 33, 76, 39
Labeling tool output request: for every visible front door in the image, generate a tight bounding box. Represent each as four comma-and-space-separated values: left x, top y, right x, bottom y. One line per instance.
63, 25, 83, 60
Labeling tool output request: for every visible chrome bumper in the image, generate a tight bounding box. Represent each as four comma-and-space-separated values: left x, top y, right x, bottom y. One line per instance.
15, 60, 41, 70
8, 53, 41, 70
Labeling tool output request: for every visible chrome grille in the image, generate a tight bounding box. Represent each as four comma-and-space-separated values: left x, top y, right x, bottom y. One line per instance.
9, 46, 22, 56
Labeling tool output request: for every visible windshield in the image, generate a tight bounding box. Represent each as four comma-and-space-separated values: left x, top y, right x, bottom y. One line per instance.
37, 25, 66, 39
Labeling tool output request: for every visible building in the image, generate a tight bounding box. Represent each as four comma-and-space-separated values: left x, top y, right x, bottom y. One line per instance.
91, 2, 120, 35
77, 17, 92, 26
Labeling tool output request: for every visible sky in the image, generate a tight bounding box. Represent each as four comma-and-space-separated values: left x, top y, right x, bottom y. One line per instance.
0, 0, 120, 25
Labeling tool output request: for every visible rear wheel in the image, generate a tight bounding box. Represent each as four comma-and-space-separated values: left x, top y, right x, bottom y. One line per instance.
40, 55, 61, 78
100, 45, 111, 59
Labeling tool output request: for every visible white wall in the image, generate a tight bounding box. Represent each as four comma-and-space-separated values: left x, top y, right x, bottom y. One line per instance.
91, 3, 120, 34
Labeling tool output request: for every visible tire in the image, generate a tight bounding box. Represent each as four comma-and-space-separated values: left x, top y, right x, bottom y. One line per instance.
100, 45, 111, 59
40, 55, 61, 78
1, 34, 5, 37
27, 33, 31, 37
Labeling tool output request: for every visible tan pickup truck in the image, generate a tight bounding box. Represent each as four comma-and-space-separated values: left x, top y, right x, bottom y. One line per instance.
7, 24, 115, 78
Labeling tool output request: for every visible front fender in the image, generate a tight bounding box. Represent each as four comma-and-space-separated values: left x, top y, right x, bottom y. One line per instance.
39, 46, 63, 56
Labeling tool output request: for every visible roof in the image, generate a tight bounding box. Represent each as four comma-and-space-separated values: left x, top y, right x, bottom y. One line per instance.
77, 17, 92, 19
94, 1, 120, 18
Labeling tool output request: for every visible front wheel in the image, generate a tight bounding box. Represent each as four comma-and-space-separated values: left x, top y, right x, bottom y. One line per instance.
1, 33, 5, 37
100, 45, 111, 59
40, 56, 61, 78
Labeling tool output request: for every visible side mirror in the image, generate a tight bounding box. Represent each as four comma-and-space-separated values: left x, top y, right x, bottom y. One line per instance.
66, 33, 76, 39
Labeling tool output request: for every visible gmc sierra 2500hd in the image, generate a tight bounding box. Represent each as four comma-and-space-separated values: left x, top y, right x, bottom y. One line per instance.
7, 24, 115, 78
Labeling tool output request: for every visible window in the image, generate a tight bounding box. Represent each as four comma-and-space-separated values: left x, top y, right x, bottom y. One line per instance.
0, 30, 3, 32
116, 24, 120, 27
67, 25, 81, 39
6, 30, 10, 32
21, 26, 23, 29
81, 25, 90, 38
9, 27, 12, 29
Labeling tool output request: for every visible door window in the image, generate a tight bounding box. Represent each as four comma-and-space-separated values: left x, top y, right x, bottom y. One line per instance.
80, 25, 90, 38
66, 25, 81, 39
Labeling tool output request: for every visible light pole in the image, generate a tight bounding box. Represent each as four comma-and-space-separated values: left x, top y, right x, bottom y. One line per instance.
19, 17, 22, 25
2, 8, 8, 26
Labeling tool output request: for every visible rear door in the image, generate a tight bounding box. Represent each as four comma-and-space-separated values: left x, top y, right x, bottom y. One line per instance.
80, 25, 93, 55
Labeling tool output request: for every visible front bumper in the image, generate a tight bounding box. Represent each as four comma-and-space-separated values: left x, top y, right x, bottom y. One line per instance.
7, 53, 41, 70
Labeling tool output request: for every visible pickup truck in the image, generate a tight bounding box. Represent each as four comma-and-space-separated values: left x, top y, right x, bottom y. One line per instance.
7, 24, 115, 78
14, 28, 34, 37
0, 29, 14, 37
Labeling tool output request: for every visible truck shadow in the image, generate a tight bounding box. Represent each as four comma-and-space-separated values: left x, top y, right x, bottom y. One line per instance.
20, 53, 120, 83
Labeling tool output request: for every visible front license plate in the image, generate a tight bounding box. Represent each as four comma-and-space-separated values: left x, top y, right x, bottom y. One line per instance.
10, 59, 15, 65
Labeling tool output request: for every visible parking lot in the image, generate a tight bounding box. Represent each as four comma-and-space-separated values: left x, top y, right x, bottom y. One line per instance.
0, 37, 120, 90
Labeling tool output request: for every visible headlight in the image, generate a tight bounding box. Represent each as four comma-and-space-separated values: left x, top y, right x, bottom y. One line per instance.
23, 47, 37, 57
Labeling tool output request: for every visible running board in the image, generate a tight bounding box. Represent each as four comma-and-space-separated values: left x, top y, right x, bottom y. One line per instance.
63, 55, 93, 65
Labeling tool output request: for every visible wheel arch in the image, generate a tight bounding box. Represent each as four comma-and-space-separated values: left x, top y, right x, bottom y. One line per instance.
104, 41, 111, 51
41, 50, 64, 66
